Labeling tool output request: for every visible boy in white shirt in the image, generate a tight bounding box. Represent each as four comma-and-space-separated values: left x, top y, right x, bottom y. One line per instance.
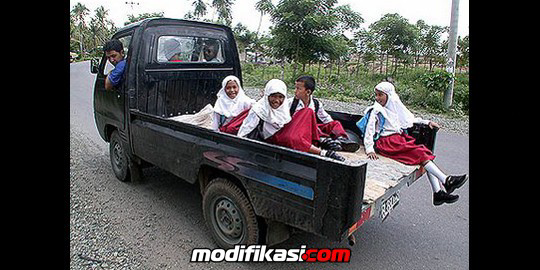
290, 75, 360, 152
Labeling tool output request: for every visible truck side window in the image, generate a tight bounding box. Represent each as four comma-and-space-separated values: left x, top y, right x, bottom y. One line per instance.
157, 36, 225, 63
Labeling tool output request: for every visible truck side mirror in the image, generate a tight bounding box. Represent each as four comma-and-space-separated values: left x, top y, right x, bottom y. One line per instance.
90, 58, 100, 74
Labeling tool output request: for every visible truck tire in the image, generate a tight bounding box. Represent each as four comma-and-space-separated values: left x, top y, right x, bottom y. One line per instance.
202, 178, 259, 249
109, 130, 129, 182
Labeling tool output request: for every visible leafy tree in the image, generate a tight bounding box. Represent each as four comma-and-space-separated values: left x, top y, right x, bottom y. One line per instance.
89, 6, 117, 51
268, 0, 363, 71
233, 23, 257, 60
456, 35, 469, 72
124, 12, 164, 25
369, 13, 418, 75
186, 0, 236, 26
212, 0, 235, 26
353, 29, 378, 74
255, 0, 275, 37
415, 20, 447, 71
193, 0, 208, 17
71, 3, 90, 55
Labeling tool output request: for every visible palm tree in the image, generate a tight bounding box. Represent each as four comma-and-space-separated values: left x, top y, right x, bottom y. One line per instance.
71, 3, 90, 55
192, 0, 208, 18
94, 6, 116, 43
211, 0, 235, 26
188, 0, 235, 26
254, 0, 274, 37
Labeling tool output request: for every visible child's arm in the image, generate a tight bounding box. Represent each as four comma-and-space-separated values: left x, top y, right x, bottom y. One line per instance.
363, 111, 379, 159
412, 116, 440, 129
316, 101, 334, 124
237, 110, 260, 137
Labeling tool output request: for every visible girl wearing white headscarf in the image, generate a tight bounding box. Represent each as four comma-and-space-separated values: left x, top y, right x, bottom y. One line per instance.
238, 79, 345, 161
362, 81, 467, 206
212, 75, 255, 133
238, 79, 292, 139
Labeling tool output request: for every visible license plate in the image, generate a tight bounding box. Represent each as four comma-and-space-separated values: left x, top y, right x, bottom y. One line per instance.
379, 192, 400, 221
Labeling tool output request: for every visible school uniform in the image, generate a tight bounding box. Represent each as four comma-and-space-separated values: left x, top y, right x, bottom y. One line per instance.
363, 87, 434, 166
288, 97, 348, 139
238, 80, 319, 153
212, 75, 255, 134
362, 82, 467, 204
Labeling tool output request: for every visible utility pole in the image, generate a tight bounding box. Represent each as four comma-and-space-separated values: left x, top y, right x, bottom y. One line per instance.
444, 0, 460, 109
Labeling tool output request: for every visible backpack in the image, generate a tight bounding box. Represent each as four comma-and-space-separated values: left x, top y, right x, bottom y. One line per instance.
356, 108, 385, 141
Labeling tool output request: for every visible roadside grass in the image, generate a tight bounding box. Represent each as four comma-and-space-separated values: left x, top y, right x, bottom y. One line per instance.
242, 62, 469, 118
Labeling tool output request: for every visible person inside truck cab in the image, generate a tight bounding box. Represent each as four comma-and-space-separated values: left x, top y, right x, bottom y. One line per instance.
202, 39, 222, 62
163, 38, 183, 62
237, 79, 345, 161
212, 75, 255, 134
103, 39, 126, 90
360, 81, 468, 206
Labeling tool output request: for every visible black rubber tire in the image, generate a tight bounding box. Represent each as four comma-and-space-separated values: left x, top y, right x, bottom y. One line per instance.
109, 130, 130, 182
202, 178, 259, 249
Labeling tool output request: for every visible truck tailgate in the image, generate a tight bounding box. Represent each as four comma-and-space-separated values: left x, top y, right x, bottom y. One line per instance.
340, 146, 425, 237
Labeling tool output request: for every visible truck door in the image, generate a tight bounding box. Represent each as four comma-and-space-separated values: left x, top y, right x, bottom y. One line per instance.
93, 33, 133, 136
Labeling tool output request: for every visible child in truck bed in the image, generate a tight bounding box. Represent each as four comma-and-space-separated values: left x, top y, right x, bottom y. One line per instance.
290, 75, 359, 152
238, 79, 345, 161
361, 81, 468, 206
212, 75, 255, 134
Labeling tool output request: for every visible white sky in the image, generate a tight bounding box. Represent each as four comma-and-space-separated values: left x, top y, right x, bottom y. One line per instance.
70, 0, 469, 38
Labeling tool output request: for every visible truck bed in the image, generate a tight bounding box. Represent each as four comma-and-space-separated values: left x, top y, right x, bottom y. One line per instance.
341, 146, 419, 204
167, 107, 422, 207
160, 107, 429, 241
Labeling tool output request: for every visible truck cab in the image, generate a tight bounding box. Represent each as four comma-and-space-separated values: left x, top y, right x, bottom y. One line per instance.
92, 18, 241, 145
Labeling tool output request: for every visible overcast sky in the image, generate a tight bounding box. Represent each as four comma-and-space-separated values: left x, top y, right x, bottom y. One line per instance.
70, 0, 469, 38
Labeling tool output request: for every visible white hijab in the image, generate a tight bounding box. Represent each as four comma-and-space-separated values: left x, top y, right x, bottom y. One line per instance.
374, 81, 416, 129
213, 75, 254, 118
238, 79, 291, 138
252, 79, 291, 127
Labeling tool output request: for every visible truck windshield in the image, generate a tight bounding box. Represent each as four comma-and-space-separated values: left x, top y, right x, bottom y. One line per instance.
157, 36, 225, 64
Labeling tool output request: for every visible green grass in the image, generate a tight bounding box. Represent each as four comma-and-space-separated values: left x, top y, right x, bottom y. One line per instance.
241, 62, 469, 117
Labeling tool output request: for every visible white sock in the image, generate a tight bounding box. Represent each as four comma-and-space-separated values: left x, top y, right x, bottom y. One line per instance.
426, 172, 442, 193
424, 161, 448, 183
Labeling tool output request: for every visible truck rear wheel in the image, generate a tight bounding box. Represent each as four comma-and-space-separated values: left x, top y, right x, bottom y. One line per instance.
109, 130, 129, 182
202, 178, 259, 249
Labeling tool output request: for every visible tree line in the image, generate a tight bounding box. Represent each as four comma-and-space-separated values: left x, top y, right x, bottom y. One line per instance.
71, 0, 468, 73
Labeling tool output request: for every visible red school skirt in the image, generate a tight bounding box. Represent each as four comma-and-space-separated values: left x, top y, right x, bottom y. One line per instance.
266, 108, 320, 153
219, 108, 251, 135
375, 133, 435, 165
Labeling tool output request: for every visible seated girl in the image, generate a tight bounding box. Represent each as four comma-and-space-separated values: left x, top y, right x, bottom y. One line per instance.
212, 75, 255, 134
361, 81, 468, 206
237, 79, 345, 161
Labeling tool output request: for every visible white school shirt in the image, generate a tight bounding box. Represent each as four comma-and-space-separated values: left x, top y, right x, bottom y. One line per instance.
288, 97, 333, 124
211, 101, 252, 131
237, 109, 283, 139
237, 79, 291, 139
363, 103, 430, 154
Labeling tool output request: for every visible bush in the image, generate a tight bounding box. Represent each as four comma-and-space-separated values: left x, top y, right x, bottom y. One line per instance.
241, 62, 469, 116
419, 70, 455, 92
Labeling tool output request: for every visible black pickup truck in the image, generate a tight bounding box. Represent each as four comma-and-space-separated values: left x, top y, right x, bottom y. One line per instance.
91, 18, 437, 249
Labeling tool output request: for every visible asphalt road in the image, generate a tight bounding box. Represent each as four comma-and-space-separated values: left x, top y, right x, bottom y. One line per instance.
70, 61, 469, 269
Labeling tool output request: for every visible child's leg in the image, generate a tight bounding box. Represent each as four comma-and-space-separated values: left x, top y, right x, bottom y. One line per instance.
426, 172, 442, 193
423, 160, 447, 183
